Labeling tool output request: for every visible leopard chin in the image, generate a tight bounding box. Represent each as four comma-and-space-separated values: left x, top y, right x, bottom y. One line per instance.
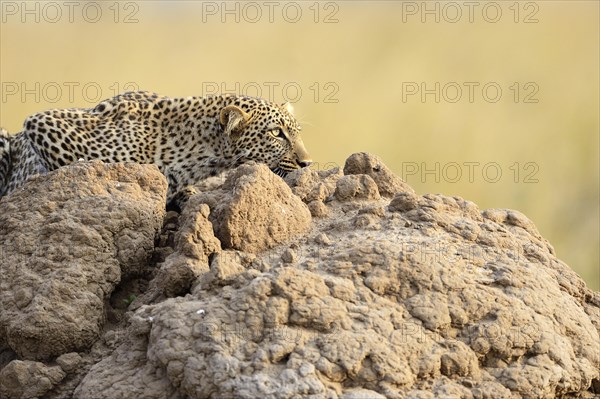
271, 166, 289, 178
271, 156, 309, 178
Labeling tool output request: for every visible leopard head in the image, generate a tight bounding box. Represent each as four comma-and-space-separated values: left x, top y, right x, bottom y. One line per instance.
220, 98, 312, 177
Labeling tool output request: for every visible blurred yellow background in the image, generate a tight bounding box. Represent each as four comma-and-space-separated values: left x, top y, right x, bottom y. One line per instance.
1, 1, 598, 289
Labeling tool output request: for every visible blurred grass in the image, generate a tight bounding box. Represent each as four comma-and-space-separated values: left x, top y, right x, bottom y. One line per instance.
0, 1, 598, 290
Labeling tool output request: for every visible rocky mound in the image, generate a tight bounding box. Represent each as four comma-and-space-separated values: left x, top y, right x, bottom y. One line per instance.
0, 154, 598, 399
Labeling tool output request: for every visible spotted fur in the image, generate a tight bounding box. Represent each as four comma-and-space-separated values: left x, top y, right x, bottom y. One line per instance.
0, 91, 312, 207
0, 129, 11, 195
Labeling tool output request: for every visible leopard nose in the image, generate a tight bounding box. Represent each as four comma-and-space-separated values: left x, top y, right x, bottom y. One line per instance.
298, 159, 312, 168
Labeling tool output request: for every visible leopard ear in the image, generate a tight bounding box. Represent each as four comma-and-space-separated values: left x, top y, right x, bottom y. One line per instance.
220, 105, 252, 140
281, 102, 294, 115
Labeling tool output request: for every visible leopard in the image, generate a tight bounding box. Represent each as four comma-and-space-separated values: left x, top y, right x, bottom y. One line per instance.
0, 91, 312, 208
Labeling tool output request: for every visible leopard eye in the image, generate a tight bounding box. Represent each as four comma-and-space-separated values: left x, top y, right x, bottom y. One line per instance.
269, 128, 286, 139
